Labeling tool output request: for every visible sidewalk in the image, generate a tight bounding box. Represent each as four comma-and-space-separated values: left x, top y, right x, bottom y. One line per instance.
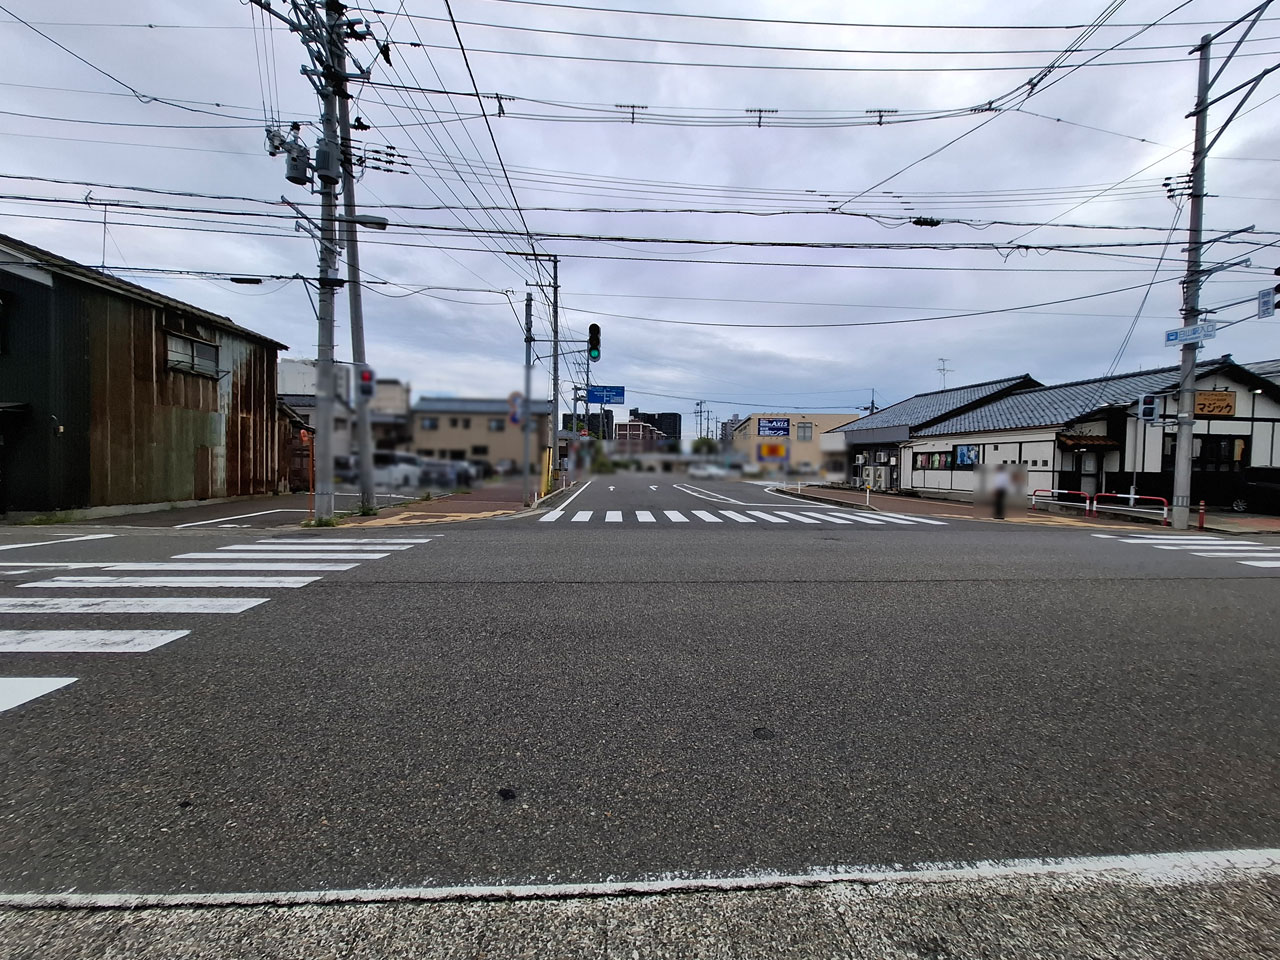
343, 480, 541, 527
783, 485, 1280, 535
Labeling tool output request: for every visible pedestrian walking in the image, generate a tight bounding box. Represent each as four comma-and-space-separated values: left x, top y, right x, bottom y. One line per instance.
991, 463, 1010, 519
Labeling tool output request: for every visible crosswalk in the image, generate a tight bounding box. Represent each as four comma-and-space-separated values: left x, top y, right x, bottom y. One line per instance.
537, 508, 946, 527
0, 536, 433, 715
1092, 532, 1280, 570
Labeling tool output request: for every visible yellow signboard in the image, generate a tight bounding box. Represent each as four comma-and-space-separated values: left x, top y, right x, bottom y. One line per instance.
1194, 390, 1236, 416
758, 442, 788, 461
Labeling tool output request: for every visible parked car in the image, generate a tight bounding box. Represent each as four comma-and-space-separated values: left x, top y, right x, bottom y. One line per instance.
1229, 467, 1280, 514
688, 463, 729, 480
418, 459, 461, 488
373, 451, 423, 488
333, 454, 358, 484
469, 459, 496, 480
740, 462, 763, 477
495, 458, 517, 476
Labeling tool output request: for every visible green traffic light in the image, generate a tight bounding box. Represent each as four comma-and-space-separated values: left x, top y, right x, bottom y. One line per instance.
589, 348, 600, 360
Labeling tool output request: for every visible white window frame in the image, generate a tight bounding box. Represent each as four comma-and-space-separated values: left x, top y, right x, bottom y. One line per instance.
166, 332, 218, 378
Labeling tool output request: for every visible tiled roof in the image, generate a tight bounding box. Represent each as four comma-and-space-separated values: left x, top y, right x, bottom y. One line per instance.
1244, 359, 1280, 384
915, 356, 1235, 436
831, 376, 1036, 433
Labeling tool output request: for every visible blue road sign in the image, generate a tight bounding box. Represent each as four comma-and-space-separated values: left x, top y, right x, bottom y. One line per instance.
1164, 322, 1216, 346
587, 386, 625, 404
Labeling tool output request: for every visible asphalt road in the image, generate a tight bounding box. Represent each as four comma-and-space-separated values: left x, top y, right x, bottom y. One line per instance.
1, 472, 1278, 898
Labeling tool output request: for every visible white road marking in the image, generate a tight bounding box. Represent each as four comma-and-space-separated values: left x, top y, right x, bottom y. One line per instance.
571, 511, 593, 522
538, 511, 564, 522
1091, 534, 1117, 538
605, 511, 623, 522
264, 538, 432, 544
0, 677, 76, 713
5, 847, 1276, 909
674, 483, 743, 504
0, 562, 116, 568
549, 479, 593, 512
1194, 552, 1280, 558
876, 512, 948, 525
173, 509, 310, 528
805, 512, 856, 524
636, 511, 656, 523
173, 552, 387, 560
648, 485, 659, 491
774, 511, 820, 524
219, 543, 409, 551
832, 512, 890, 525
746, 511, 787, 523
0, 630, 189, 652
106, 562, 358, 571
663, 510, 689, 523
720, 511, 756, 523
849, 512, 913, 524
1125, 537, 1237, 544
19, 576, 319, 589
0, 534, 116, 552
1239, 560, 1280, 567
1148, 544, 1263, 550
0, 597, 269, 614
692, 510, 723, 523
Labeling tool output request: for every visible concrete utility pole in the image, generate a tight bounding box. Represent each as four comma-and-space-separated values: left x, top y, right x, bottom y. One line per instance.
551, 255, 559, 482
335, 39, 377, 515
522, 292, 534, 507
1171, 36, 1213, 531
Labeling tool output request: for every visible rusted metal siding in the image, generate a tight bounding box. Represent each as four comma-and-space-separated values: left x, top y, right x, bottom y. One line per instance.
80, 279, 281, 507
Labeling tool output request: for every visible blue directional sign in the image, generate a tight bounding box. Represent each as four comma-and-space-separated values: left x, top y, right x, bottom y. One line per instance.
1164, 322, 1216, 346
586, 385, 625, 404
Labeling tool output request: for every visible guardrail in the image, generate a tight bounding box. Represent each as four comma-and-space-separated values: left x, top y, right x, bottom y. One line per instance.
1028, 488, 1170, 524
1093, 492, 1170, 525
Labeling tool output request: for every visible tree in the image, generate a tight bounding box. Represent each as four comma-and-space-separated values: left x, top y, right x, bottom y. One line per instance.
691, 437, 718, 455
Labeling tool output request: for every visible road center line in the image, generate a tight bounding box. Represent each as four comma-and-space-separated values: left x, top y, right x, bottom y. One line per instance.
173, 509, 310, 529
0, 534, 117, 552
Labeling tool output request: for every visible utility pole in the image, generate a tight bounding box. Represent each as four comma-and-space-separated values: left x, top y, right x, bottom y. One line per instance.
521, 253, 560, 492
522, 292, 534, 507
1172, 36, 1213, 531
253, 0, 375, 521
336, 36, 377, 515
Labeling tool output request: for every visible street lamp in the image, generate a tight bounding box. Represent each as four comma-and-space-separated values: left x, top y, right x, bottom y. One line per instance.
337, 213, 389, 230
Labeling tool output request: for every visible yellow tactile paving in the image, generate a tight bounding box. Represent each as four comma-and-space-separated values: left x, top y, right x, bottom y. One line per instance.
350, 509, 517, 527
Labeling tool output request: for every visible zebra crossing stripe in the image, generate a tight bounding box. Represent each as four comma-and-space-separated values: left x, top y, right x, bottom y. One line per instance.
720, 511, 756, 523
1148, 544, 1262, 550
1193, 552, 1280, 558
0, 677, 76, 713
219, 544, 408, 551
571, 511, 592, 522
539, 511, 564, 522
663, 511, 689, 523
636, 511, 656, 523
0, 597, 269, 614
1240, 561, 1280, 567
828, 512, 886, 525
877, 513, 948, 525
263, 538, 432, 544
746, 511, 786, 523
18, 577, 319, 589
692, 510, 723, 523
0, 630, 189, 653
774, 511, 820, 524
805, 512, 856, 524
173, 553, 388, 560
605, 511, 623, 523
852, 512, 913, 525
106, 562, 358, 571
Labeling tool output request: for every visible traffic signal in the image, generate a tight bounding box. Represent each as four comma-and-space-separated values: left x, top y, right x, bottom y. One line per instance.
587, 323, 601, 362
1138, 393, 1159, 423
359, 366, 375, 398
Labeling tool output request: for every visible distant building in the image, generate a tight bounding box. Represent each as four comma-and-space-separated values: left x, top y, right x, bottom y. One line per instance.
628, 408, 681, 450
279, 356, 352, 406
0, 232, 288, 515
615, 419, 665, 455
731, 412, 861, 475
563, 409, 614, 439
371, 378, 411, 415
279, 392, 354, 459
719, 414, 743, 445
414, 397, 552, 465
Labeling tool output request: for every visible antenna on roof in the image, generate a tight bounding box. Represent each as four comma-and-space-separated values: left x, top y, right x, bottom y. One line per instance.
937, 358, 953, 390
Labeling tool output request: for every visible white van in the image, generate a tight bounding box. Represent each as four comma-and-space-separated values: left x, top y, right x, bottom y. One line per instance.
373, 451, 422, 488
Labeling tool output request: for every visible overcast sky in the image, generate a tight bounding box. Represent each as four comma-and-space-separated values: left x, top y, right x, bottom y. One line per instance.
2, 0, 1279, 434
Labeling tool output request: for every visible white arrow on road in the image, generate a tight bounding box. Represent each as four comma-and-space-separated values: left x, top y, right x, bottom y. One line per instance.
609, 486, 616, 491
649, 485, 658, 491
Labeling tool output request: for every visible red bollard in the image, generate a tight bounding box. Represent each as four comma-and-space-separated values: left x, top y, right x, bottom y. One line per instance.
1197, 500, 1206, 531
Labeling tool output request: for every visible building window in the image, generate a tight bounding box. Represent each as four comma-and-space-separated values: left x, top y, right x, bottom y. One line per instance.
913, 451, 953, 470
797, 422, 813, 441
166, 332, 218, 377
488, 417, 505, 432
418, 449, 434, 457
449, 417, 458, 428
471, 445, 489, 456
420, 417, 438, 431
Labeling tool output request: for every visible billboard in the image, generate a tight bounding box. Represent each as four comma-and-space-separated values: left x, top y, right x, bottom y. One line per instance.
757, 417, 790, 437
758, 442, 788, 461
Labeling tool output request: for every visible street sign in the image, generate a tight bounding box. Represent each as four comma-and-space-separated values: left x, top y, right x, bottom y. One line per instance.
1164, 322, 1217, 346
758, 442, 788, 461
1259, 288, 1276, 319
586, 385, 624, 404
508, 390, 523, 425
1194, 390, 1236, 416
757, 417, 790, 436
